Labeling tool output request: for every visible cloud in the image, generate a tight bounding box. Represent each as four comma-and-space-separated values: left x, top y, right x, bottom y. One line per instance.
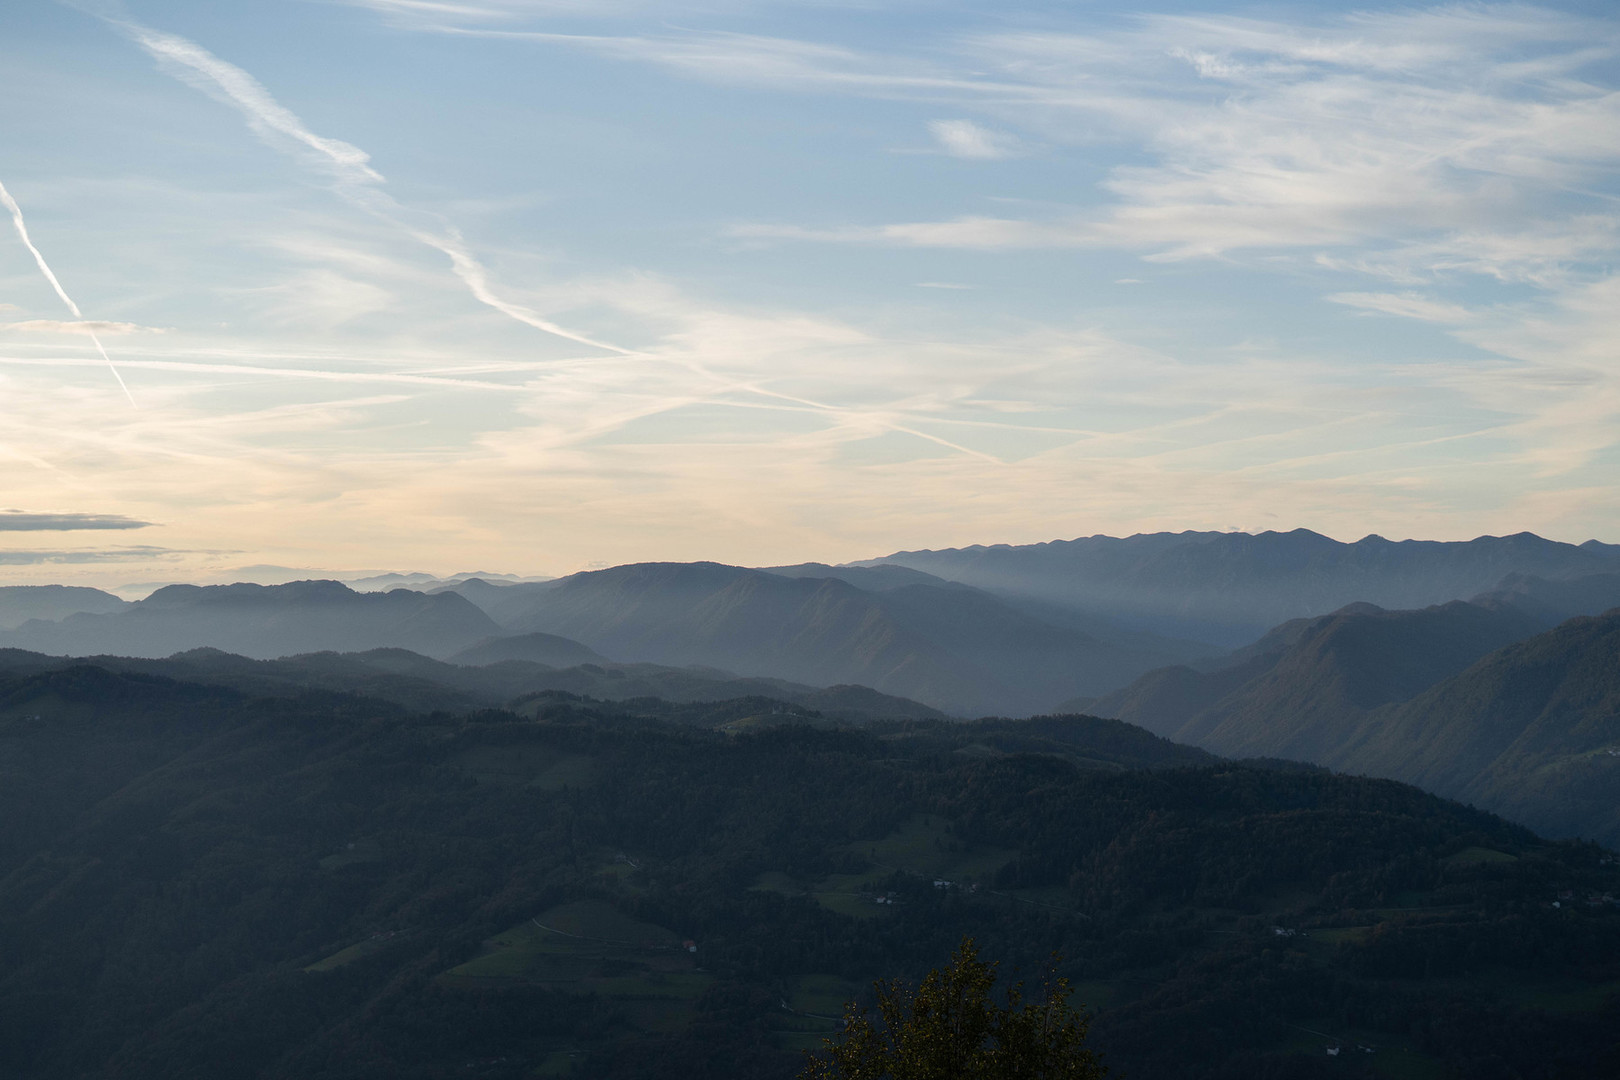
493, 7, 1620, 282
927, 119, 1019, 159
109, 17, 626, 354
0, 512, 154, 531
732, 217, 1092, 248
3, 319, 169, 335
0, 546, 177, 564
10, 0, 1613, 582
1327, 293, 1474, 324
1, 178, 137, 403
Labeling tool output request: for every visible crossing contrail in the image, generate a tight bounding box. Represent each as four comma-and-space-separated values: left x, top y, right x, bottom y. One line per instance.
0, 179, 137, 405
115, 20, 629, 357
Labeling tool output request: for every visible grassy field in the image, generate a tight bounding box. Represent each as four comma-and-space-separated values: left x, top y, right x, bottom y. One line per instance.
1276, 1023, 1444, 1080
841, 813, 1017, 882
791, 814, 1019, 919
1442, 846, 1518, 867
303, 930, 406, 972
1496, 977, 1620, 1014
791, 973, 862, 1017
749, 870, 803, 895
317, 837, 385, 871
762, 973, 857, 1053
441, 898, 711, 1038
536, 899, 683, 945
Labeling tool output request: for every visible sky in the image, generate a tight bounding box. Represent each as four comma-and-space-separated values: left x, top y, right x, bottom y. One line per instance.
1, 0, 1618, 585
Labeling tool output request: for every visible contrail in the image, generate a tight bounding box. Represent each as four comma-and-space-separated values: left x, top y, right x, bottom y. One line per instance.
115, 20, 628, 356
0, 179, 136, 404
78, 9, 1000, 460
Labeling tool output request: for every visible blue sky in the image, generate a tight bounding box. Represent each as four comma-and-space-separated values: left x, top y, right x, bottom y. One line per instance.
2, 0, 1618, 584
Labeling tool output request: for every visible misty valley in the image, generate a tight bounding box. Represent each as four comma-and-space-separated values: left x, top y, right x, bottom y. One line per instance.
0, 529, 1617, 1079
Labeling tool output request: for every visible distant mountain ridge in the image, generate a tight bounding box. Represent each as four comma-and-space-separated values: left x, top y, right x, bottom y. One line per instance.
862, 529, 1620, 645
0, 585, 125, 630
0, 580, 501, 660
443, 561, 1201, 716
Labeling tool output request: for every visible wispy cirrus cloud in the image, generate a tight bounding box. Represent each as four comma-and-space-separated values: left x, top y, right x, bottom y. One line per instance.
3, 319, 168, 335
104, 17, 626, 355
0, 511, 153, 531
1326, 293, 1474, 324
8, 0, 1614, 587
405, 6, 1620, 293
0, 546, 178, 564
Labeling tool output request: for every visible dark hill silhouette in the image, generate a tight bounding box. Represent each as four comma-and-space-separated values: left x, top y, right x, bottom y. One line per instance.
0, 580, 502, 660
448, 631, 607, 668
0, 645, 946, 722
863, 529, 1620, 646
0, 584, 125, 630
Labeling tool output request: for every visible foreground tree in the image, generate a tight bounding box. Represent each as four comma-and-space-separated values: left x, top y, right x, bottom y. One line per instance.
801, 940, 1107, 1080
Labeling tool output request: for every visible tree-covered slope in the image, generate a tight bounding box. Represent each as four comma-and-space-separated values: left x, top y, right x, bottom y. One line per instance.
1093, 604, 1620, 847
1332, 609, 1620, 846
1091, 601, 1539, 750
1173, 601, 1544, 759
0, 667, 1615, 1080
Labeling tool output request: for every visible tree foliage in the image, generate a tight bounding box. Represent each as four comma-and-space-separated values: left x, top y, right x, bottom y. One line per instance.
803, 940, 1105, 1080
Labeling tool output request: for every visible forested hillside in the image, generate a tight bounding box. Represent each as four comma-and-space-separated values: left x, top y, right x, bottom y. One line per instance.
0, 667, 1615, 1080
1091, 604, 1620, 847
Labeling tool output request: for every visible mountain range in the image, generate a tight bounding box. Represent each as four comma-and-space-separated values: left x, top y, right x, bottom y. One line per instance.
445, 561, 1210, 716
0, 580, 501, 660
3, 531, 1619, 723
865, 528, 1620, 645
